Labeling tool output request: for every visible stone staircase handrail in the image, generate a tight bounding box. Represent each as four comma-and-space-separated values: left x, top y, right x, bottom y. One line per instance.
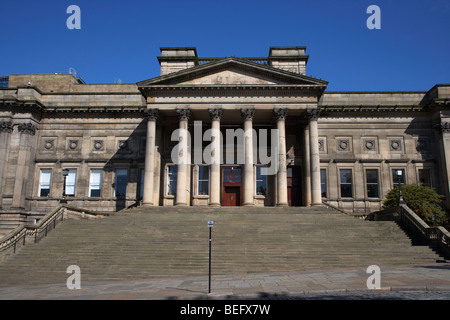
0, 205, 111, 262
398, 204, 450, 258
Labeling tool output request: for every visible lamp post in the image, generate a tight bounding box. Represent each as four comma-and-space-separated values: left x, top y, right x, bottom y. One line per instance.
62, 169, 69, 203
395, 170, 405, 205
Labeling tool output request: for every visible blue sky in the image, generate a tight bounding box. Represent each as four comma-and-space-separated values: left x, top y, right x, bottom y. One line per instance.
0, 0, 449, 91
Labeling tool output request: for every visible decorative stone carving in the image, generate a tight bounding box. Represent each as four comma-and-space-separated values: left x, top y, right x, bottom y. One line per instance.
18, 123, 37, 135
240, 108, 255, 121
390, 139, 402, 151
93, 140, 104, 151
118, 140, 128, 150
435, 122, 450, 134
176, 108, 191, 121
306, 108, 321, 121
318, 139, 325, 152
0, 121, 13, 133
43, 139, 54, 151
145, 108, 159, 121
68, 140, 79, 150
273, 108, 288, 121
364, 139, 376, 151
338, 139, 350, 151
208, 108, 223, 121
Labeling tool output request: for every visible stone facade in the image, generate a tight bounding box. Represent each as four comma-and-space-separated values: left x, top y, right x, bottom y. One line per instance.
0, 46, 449, 219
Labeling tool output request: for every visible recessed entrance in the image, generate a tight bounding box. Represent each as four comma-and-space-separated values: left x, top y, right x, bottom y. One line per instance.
287, 166, 302, 206
222, 166, 242, 206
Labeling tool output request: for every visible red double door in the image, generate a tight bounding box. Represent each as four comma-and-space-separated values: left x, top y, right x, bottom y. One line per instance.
222, 166, 242, 206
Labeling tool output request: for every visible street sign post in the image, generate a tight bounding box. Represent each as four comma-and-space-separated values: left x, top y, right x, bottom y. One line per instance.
208, 221, 213, 294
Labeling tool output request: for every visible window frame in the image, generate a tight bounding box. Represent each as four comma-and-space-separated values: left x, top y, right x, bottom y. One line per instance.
38, 169, 52, 197
365, 168, 380, 198
89, 169, 102, 198
339, 168, 353, 198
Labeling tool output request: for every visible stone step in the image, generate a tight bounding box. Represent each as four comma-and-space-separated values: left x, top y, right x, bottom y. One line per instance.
0, 206, 444, 287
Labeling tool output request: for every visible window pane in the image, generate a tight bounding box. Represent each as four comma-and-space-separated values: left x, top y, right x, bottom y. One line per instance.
140, 169, 145, 199
89, 170, 102, 197
366, 169, 378, 184
39, 169, 52, 197
341, 184, 353, 198
198, 166, 209, 181
115, 169, 127, 198
65, 169, 77, 196
167, 166, 177, 195
366, 169, 379, 198
256, 167, 267, 196
340, 169, 352, 184
367, 184, 379, 198
198, 166, 209, 195
320, 169, 327, 198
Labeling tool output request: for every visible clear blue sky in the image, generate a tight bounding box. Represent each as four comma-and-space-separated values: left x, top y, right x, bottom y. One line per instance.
0, 0, 449, 91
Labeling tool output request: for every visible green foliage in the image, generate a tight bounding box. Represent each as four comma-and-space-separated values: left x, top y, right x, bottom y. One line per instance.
382, 184, 448, 226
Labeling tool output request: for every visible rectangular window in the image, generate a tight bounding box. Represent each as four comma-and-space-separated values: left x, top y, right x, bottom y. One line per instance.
167, 165, 177, 196
418, 169, 432, 188
115, 169, 127, 198
340, 169, 353, 198
39, 169, 52, 197
198, 166, 209, 195
65, 169, 77, 197
366, 169, 379, 198
89, 169, 102, 197
140, 169, 145, 199
320, 169, 327, 198
256, 166, 268, 196
392, 169, 406, 186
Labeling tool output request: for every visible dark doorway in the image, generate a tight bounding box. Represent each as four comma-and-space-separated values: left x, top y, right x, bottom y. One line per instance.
287, 166, 302, 206
222, 166, 242, 206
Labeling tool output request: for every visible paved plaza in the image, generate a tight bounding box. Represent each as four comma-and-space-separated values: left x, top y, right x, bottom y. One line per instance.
0, 264, 448, 300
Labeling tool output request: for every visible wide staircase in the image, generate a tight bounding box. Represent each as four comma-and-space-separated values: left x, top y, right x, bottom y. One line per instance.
0, 206, 444, 287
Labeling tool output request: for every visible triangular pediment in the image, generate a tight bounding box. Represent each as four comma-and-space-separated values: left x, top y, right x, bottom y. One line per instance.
137, 57, 328, 87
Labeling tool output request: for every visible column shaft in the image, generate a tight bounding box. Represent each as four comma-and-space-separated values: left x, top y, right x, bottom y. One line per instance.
274, 108, 288, 206
209, 108, 222, 206
308, 109, 322, 206
241, 108, 255, 206
176, 108, 190, 206
143, 109, 158, 205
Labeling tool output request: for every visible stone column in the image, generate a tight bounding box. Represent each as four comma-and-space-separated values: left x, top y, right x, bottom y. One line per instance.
208, 108, 223, 206
142, 109, 158, 206
307, 108, 322, 206
274, 108, 288, 206
175, 108, 191, 206
241, 108, 255, 206
303, 125, 311, 206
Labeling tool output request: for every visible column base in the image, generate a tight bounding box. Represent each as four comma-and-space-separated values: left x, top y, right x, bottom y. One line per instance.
243, 203, 255, 207
209, 203, 221, 207
175, 203, 189, 207
311, 202, 323, 207
276, 203, 289, 207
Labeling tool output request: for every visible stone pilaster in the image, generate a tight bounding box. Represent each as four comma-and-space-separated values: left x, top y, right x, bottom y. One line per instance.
435, 121, 450, 207
274, 108, 288, 206
307, 108, 322, 206
208, 108, 223, 206
12, 122, 38, 209
142, 109, 158, 206
241, 108, 255, 206
0, 122, 13, 208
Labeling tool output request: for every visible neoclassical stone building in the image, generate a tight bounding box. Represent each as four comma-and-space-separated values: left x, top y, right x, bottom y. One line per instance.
0, 46, 449, 221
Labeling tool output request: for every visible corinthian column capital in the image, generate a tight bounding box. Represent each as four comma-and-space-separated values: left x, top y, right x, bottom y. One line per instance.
176, 108, 191, 121
240, 108, 255, 121
274, 108, 288, 121
145, 108, 159, 121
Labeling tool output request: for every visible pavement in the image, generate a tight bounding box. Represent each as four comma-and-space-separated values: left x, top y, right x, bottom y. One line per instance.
0, 263, 449, 300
